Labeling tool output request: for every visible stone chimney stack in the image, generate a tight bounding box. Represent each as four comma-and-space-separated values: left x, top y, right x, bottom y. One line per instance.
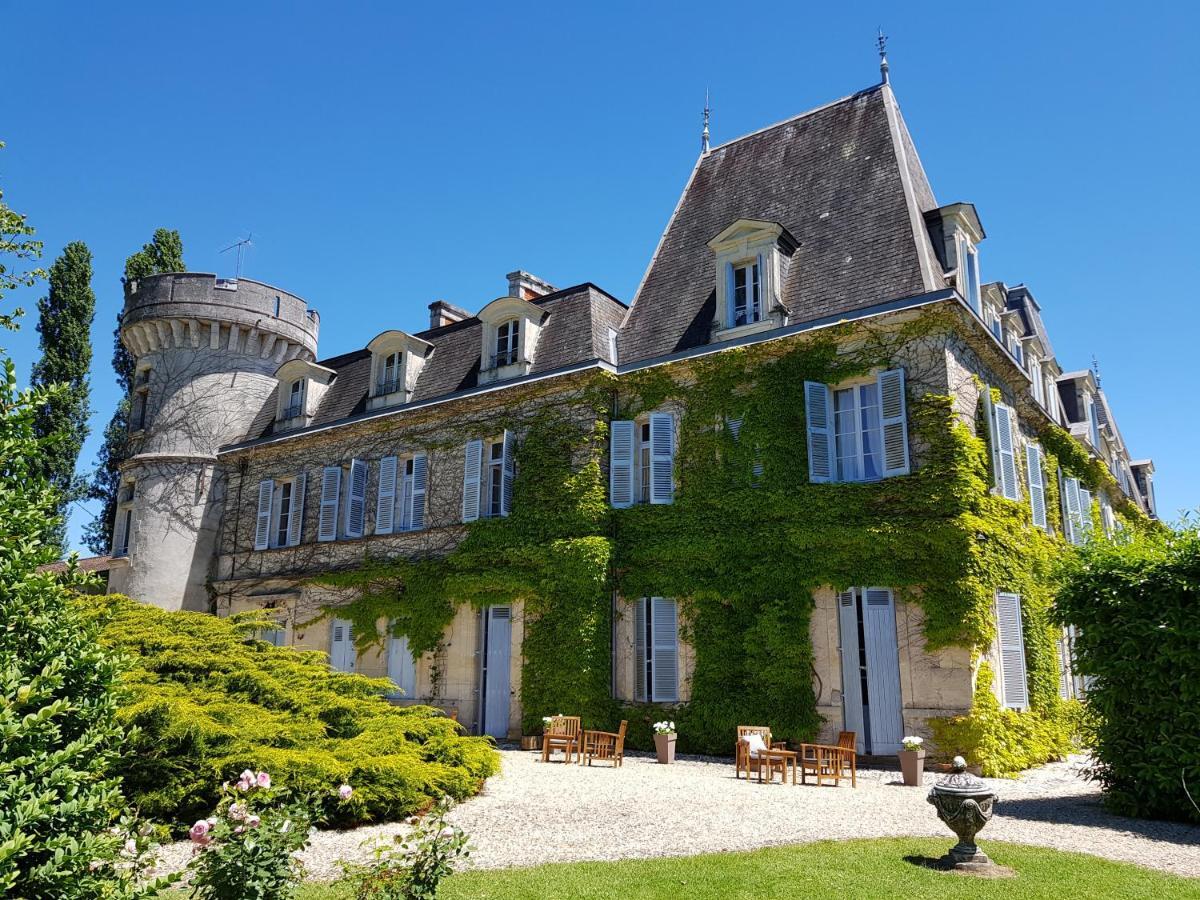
428, 299, 470, 329
506, 270, 556, 301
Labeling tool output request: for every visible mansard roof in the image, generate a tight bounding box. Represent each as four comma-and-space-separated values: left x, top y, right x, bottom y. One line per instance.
245, 283, 626, 441
618, 83, 944, 364
1004, 284, 1056, 362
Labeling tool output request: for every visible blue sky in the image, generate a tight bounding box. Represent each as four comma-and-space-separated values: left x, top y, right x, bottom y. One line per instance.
3, 2, 1197, 551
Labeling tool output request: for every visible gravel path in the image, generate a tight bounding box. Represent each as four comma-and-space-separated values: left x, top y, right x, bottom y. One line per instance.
157, 750, 1200, 881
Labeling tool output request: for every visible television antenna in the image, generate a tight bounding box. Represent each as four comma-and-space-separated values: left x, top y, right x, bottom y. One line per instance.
220, 233, 254, 280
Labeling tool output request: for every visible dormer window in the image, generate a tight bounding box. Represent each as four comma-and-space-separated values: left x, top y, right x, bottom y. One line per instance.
494, 319, 520, 368
708, 219, 797, 340
378, 351, 403, 396
477, 297, 545, 385
732, 261, 762, 326
274, 359, 336, 428
961, 241, 981, 314
366, 330, 433, 410
924, 203, 985, 315
283, 379, 305, 420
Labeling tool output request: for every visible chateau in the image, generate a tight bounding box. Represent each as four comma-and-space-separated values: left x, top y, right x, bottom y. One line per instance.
103, 76, 1156, 758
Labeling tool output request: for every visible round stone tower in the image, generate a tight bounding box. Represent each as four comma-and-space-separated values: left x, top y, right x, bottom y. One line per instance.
106, 273, 320, 612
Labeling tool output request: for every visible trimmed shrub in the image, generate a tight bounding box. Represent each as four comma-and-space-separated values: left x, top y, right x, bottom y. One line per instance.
1055, 522, 1200, 822
80, 596, 499, 830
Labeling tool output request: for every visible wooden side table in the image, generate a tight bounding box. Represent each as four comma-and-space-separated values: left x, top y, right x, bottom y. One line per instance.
757, 748, 797, 785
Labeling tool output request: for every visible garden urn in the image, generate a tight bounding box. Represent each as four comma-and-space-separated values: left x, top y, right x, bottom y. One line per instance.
654, 732, 677, 764
899, 748, 925, 786
926, 756, 998, 870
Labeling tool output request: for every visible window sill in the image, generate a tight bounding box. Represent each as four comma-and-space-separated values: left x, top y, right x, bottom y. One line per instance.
712, 311, 787, 344
366, 388, 412, 411
478, 360, 532, 385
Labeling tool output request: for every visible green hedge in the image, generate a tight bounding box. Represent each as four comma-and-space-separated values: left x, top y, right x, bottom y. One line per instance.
1054, 523, 1200, 822
80, 595, 499, 831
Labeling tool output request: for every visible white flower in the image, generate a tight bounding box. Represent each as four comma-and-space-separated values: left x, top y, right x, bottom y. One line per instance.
901, 735, 924, 750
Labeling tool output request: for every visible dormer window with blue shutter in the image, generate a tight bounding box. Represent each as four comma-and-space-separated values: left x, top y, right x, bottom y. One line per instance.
804, 371, 909, 483
708, 219, 797, 341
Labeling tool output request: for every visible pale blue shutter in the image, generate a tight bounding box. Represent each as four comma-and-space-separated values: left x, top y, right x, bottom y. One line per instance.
609, 420, 635, 508
837, 590, 865, 753
462, 439, 483, 522
1026, 444, 1047, 530
804, 381, 834, 483
1061, 474, 1078, 544
1079, 488, 1093, 536
387, 629, 417, 698
329, 618, 355, 672
345, 459, 368, 538
755, 252, 766, 320
633, 598, 647, 702
500, 429, 515, 517
993, 403, 1019, 500
995, 592, 1028, 710
982, 387, 1002, 491
724, 262, 736, 328
651, 597, 679, 702
375, 456, 397, 535
648, 412, 675, 504
877, 369, 910, 477
862, 588, 904, 754
286, 473, 306, 546
318, 466, 342, 541
409, 453, 428, 530
254, 479, 273, 550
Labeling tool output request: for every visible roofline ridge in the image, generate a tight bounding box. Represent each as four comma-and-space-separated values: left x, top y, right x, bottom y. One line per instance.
879, 82, 941, 291
707, 83, 883, 154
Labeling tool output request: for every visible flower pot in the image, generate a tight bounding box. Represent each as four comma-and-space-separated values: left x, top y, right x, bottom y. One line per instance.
899, 748, 926, 786
654, 732, 677, 764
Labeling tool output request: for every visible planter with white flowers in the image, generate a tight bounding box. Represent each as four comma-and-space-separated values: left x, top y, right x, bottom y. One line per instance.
652, 721, 677, 764
899, 735, 926, 786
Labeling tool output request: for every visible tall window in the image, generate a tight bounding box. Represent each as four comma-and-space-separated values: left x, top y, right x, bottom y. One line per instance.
283, 379, 304, 419
378, 351, 402, 395
485, 440, 505, 518
116, 508, 132, 556
963, 244, 981, 313
834, 383, 882, 482
274, 480, 293, 547
732, 261, 761, 326
638, 421, 652, 503
1088, 398, 1101, 447
495, 319, 520, 367
634, 597, 679, 703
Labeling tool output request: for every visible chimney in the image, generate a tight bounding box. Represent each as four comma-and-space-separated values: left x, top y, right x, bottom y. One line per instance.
506, 270, 556, 301
428, 299, 470, 329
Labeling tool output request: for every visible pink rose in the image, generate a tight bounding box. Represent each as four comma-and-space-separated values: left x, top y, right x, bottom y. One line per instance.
234, 825, 245, 835
247, 814, 261, 827
189, 821, 211, 845
228, 803, 247, 821
256, 771, 271, 789
338, 784, 353, 800
237, 778, 251, 792
239, 769, 255, 783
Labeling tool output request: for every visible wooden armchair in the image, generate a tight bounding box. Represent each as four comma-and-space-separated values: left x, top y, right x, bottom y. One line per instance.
541, 715, 582, 763
735, 725, 788, 780
798, 731, 857, 787
582, 720, 627, 767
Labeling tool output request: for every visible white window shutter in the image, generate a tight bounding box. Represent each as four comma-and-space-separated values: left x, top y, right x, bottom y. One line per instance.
409, 453, 428, 530
1079, 488, 1093, 535
804, 381, 834, 483
995, 592, 1029, 710
344, 459, 368, 538
877, 368, 910, 477
609, 420, 635, 508
318, 466, 342, 542
461, 439, 483, 522
651, 597, 679, 702
982, 387, 1002, 492
648, 412, 675, 504
254, 480, 273, 550
727, 416, 743, 440
633, 598, 647, 702
1062, 474, 1079, 544
724, 262, 736, 327
286, 473, 306, 547
993, 402, 1020, 500
375, 456, 397, 535
500, 429, 515, 517
1026, 444, 1047, 530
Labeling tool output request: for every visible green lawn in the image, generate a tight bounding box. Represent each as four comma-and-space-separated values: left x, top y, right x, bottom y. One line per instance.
242, 838, 1196, 899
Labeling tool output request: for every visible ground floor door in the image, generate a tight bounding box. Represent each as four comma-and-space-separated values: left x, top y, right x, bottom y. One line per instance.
479, 606, 512, 738
387, 631, 416, 699
329, 618, 355, 673
838, 588, 904, 755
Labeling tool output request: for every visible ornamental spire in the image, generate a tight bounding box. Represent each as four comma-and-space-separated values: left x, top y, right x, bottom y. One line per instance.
877, 28, 890, 85
701, 88, 711, 154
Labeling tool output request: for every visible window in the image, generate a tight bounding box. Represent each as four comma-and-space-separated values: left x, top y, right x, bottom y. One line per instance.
731, 261, 761, 326
994, 592, 1028, 710
377, 351, 403, 396
962, 243, 981, 313
377, 454, 428, 534
254, 474, 307, 549
275, 480, 293, 547
1030, 358, 1045, 406
609, 413, 675, 507
282, 379, 304, 420
727, 416, 763, 486
805, 371, 908, 484
112, 483, 134, 557
494, 319, 520, 368
1061, 475, 1087, 545
634, 597, 678, 703
387, 629, 417, 698
987, 307, 1002, 341
462, 433, 514, 522
329, 618, 355, 673
1088, 398, 1101, 448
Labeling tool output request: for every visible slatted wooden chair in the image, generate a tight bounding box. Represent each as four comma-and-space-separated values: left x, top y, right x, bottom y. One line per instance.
541, 715, 582, 763
581, 720, 627, 767
798, 731, 857, 787
735, 725, 788, 780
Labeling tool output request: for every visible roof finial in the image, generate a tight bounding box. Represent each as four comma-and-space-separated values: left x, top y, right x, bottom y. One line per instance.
1092, 354, 1102, 387
877, 27, 890, 85
701, 87, 711, 154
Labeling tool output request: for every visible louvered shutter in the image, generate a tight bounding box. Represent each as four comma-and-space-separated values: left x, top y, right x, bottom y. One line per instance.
804, 381, 834, 483
254, 480, 274, 550
755, 252, 766, 319
724, 262, 736, 327
993, 402, 1019, 500
982, 387, 1002, 492
318, 466, 342, 541
837, 590, 865, 752
727, 416, 742, 440
1057, 634, 1072, 700
877, 369, 910, 477
648, 412, 675, 504
409, 453, 428, 530
995, 592, 1029, 710
633, 598, 647, 702
1026, 444, 1047, 530
609, 420, 635, 508
330, 618, 355, 672
500, 430, 515, 517
651, 596, 679, 702
375, 456, 397, 535
344, 459, 367, 538
286, 473, 306, 546
461, 439, 483, 522
1079, 488, 1093, 535
1064, 477, 1085, 544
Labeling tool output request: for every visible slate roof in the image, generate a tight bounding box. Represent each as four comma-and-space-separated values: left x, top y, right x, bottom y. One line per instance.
1005, 284, 1056, 361
246, 284, 626, 440
618, 84, 944, 364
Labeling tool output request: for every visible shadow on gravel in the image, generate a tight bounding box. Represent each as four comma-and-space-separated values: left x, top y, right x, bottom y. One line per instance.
997, 795, 1200, 845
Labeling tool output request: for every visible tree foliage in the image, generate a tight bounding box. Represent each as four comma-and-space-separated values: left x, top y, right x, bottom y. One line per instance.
1055, 521, 1200, 822
31, 241, 95, 551
0, 141, 46, 333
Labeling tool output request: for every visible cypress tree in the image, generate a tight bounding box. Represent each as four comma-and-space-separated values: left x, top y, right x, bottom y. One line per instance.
31, 241, 95, 552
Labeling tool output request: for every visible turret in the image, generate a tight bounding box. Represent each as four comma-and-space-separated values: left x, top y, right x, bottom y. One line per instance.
106, 273, 319, 611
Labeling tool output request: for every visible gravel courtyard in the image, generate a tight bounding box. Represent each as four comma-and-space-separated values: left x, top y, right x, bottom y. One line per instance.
159, 749, 1200, 880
